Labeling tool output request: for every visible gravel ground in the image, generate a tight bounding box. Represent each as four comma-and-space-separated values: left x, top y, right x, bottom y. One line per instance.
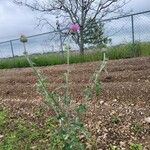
0, 56, 150, 149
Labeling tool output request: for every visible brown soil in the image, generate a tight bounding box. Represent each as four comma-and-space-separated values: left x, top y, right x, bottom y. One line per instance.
0, 56, 150, 149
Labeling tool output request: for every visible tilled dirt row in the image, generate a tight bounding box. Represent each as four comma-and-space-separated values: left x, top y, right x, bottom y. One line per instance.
0, 56, 150, 149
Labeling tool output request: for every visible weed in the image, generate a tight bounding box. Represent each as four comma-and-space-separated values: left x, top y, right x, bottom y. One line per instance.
0, 102, 47, 149
131, 122, 144, 134
17, 34, 108, 150
129, 143, 143, 150
111, 116, 121, 124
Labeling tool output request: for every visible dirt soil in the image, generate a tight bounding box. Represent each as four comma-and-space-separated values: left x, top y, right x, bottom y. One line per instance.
0, 56, 150, 149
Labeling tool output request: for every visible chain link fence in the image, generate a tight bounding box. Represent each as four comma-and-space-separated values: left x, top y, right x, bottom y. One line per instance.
0, 10, 150, 59
103, 10, 150, 45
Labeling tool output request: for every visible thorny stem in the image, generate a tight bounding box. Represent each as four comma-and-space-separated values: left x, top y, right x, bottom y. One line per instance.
85, 52, 107, 100
93, 51, 107, 84
64, 45, 70, 105
23, 43, 61, 117
66, 46, 70, 100
103, 52, 108, 75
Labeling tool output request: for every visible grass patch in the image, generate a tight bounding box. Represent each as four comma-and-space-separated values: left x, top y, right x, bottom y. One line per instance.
0, 108, 57, 150
0, 51, 103, 69
0, 42, 149, 69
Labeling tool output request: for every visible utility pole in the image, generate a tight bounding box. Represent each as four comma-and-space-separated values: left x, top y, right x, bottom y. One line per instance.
56, 16, 64, 55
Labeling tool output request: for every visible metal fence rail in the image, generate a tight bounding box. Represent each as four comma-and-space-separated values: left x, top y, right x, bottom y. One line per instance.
0, 10, 150, 58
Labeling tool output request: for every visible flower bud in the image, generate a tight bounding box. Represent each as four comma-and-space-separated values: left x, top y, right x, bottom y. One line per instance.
20, 35, 28, 43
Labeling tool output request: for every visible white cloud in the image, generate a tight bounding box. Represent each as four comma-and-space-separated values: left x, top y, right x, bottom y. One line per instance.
0, 0, 40, 41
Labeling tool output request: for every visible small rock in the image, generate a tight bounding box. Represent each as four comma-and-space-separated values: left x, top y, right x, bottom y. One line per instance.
30, 146, 37, 149
97, 121, 102, 125
120, 141, 126, 147
104, 102, 109, 106
100, 100, 104, 105
110, 110, 116, 115
102, 133, 107, 139
145, 79, 149, 83
96, 136, 101, 143
113, 99, 117, 102
0, 135, 4, 138
144, 117, 150, 123
86, 143, 92, 149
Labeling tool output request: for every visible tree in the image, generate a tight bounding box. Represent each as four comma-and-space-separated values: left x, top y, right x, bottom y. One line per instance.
84, 18, 107, 48
14, 0, 128, 54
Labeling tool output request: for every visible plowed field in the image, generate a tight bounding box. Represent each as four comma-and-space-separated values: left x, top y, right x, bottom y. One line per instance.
0, 56, 150, 149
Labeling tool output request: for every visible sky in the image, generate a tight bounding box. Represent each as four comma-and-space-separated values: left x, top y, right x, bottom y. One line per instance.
0, 0, 150, 42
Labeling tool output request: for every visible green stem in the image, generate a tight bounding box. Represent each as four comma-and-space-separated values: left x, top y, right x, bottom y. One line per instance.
85, 56, 107, 100
66, 46, 70, 100
23, 43, 61, 117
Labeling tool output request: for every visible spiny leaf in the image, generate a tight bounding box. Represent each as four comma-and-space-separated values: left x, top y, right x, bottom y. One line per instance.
84, 87, 93, 100
76, 104, 86, 114
94, 81, 101, 96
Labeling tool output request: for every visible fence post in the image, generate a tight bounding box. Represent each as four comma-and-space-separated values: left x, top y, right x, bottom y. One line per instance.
10, 40, 15, 58
56, 17, 64, 55
131, 15, 135, 45
131, 15, 135, 56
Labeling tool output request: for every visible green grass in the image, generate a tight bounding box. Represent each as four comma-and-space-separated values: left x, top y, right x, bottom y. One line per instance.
0, 108, 57, 150
0, 51, 103, 69
139, 42, 150, 56
0, 42, 150, 69
107, 42, 150, 59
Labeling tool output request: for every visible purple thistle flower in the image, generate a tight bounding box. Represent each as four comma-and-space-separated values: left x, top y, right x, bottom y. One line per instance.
69, 23, 80, 33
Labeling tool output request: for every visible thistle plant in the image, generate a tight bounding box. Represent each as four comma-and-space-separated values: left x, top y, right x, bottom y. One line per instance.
20, 24, 107, 149
101, 48, 108, 75
84, 47, 108, 100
